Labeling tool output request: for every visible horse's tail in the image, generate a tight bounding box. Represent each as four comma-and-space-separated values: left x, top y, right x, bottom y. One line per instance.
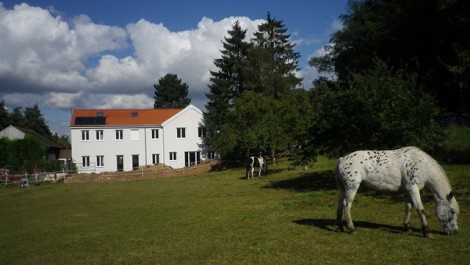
335, 157, 345, 193
335, 157, 346, 230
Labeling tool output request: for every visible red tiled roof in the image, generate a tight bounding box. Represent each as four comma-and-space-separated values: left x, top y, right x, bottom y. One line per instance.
70, 108, 182, 127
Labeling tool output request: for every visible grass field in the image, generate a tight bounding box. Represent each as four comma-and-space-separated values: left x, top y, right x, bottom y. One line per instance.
1, 157, 469, 265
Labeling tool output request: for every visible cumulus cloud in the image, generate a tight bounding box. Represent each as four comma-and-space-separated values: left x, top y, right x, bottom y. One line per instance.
0, 3, 264, 114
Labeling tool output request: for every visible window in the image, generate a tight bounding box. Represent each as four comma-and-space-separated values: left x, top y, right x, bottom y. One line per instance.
169, 152, 177, 161
81, 130, 89, 141
96, 155, 104, 167
152, 154, 160, 164
151, 129, 159, 139
82, 156, 90, 167
207, 151, 216, 159
130, 129, 139, 140
198, 127, 207, 138
96, 130, 104, 140
115, 130, 123, 140
177, 128, 186, 139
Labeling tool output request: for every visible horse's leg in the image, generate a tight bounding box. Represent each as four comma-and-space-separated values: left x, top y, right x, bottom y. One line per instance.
335, 193, 345, 232
408, 185, 433, 239
343, 186, 359, 233
403, 199, 413, 233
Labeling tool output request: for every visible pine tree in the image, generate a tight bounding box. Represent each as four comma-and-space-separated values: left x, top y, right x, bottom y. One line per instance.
204, 21, 250, 156
250, 12, 302, 97
153, 74, 191, 108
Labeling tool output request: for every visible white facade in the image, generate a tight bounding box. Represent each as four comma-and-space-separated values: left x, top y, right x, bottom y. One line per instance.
70, 105, 209, 173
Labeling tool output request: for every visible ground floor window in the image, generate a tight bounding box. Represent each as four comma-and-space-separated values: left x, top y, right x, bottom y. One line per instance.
169, 152, 177, 161
185, 151, 201, 167
96, 155, 104, 167
82, 156, 90, 167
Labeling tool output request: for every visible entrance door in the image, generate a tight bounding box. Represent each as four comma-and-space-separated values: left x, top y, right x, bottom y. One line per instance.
185, 151, 201, 167
116, 155, 124, 171
132, 155, 139, 170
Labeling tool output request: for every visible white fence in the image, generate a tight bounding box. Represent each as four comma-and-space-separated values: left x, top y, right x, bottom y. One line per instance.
1, 170, 74, 186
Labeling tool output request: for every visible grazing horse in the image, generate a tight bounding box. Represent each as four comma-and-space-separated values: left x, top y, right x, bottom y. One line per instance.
335, 146, 459, 238
246, 155, 268, 179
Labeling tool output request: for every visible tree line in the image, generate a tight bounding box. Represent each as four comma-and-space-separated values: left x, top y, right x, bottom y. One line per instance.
202, 1, 469, 164
0, 100, 70, 148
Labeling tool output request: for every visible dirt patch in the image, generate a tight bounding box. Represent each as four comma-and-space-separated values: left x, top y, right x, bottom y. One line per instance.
66, 160, 219, 183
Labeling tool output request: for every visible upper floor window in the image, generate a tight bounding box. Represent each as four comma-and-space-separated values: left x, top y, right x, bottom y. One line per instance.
96, 130, 104, 141
198, 127, 207, 138
115, 130, 123, 140
130, 129, 139, 141
81, 130, 89, 141
151, 129, 159, 139
177, 128, 186, 139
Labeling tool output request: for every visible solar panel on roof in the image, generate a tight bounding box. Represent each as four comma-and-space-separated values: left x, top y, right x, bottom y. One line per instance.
75, 116, 106, 125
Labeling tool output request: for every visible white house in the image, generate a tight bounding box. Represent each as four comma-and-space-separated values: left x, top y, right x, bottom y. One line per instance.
70, 105, 212, 173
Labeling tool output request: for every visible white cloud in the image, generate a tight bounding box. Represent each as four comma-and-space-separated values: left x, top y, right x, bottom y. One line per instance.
0, 3, 267, 134
100, 94, 155, 109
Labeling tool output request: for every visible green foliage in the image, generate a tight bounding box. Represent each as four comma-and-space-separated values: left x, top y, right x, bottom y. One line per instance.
0, 103, 52, 137
153, 73, 191, 108
204, 21, 250, 153
310, 0, 470, 114
434, 126, 470, 163
0, 136, 47, 172
204, 14, 305, 160
304, 60, 443, 159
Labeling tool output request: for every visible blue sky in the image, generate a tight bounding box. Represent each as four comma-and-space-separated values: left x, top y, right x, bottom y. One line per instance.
0, 0, 348, 135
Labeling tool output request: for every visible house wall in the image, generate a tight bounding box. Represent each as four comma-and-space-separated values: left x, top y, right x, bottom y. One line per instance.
70, 105, 206, 173
162, 106, 205, 168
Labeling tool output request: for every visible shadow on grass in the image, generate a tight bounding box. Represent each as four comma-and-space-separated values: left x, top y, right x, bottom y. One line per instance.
293, 218, 442, 236
266, 169, 336, 192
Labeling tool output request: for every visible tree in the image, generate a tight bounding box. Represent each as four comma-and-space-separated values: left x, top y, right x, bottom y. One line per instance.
204, 21, 251, 155
249, 12, 302, 96
310, 0, 470, 114
204, 13, 308, 161
23, 104, 52, 137
301, 60, 443, 161
153, 74, 191, 108
0, 100, 9, 130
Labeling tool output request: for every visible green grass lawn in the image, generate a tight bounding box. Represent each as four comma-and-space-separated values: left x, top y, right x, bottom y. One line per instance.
1, 158, 469, 265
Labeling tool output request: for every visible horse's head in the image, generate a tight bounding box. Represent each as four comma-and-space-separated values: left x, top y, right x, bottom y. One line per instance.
436, 191, 459, 235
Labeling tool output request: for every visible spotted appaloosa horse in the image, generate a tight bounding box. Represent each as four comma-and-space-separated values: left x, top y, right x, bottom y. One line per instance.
246, 155, 268, 179
335, 146, 459, 238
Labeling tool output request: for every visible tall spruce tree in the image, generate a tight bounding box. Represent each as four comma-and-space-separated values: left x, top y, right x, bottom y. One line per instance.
204, 21, 250, 156
249, 12, 302, 97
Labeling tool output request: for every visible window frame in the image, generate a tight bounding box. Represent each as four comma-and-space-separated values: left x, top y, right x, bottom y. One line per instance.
115, 129, 123, 140
177, 128, 186, 139
81, 130, 90, 141
151, 129, 159, 139
96, 130, 104, 141
96, 155, 104, 167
